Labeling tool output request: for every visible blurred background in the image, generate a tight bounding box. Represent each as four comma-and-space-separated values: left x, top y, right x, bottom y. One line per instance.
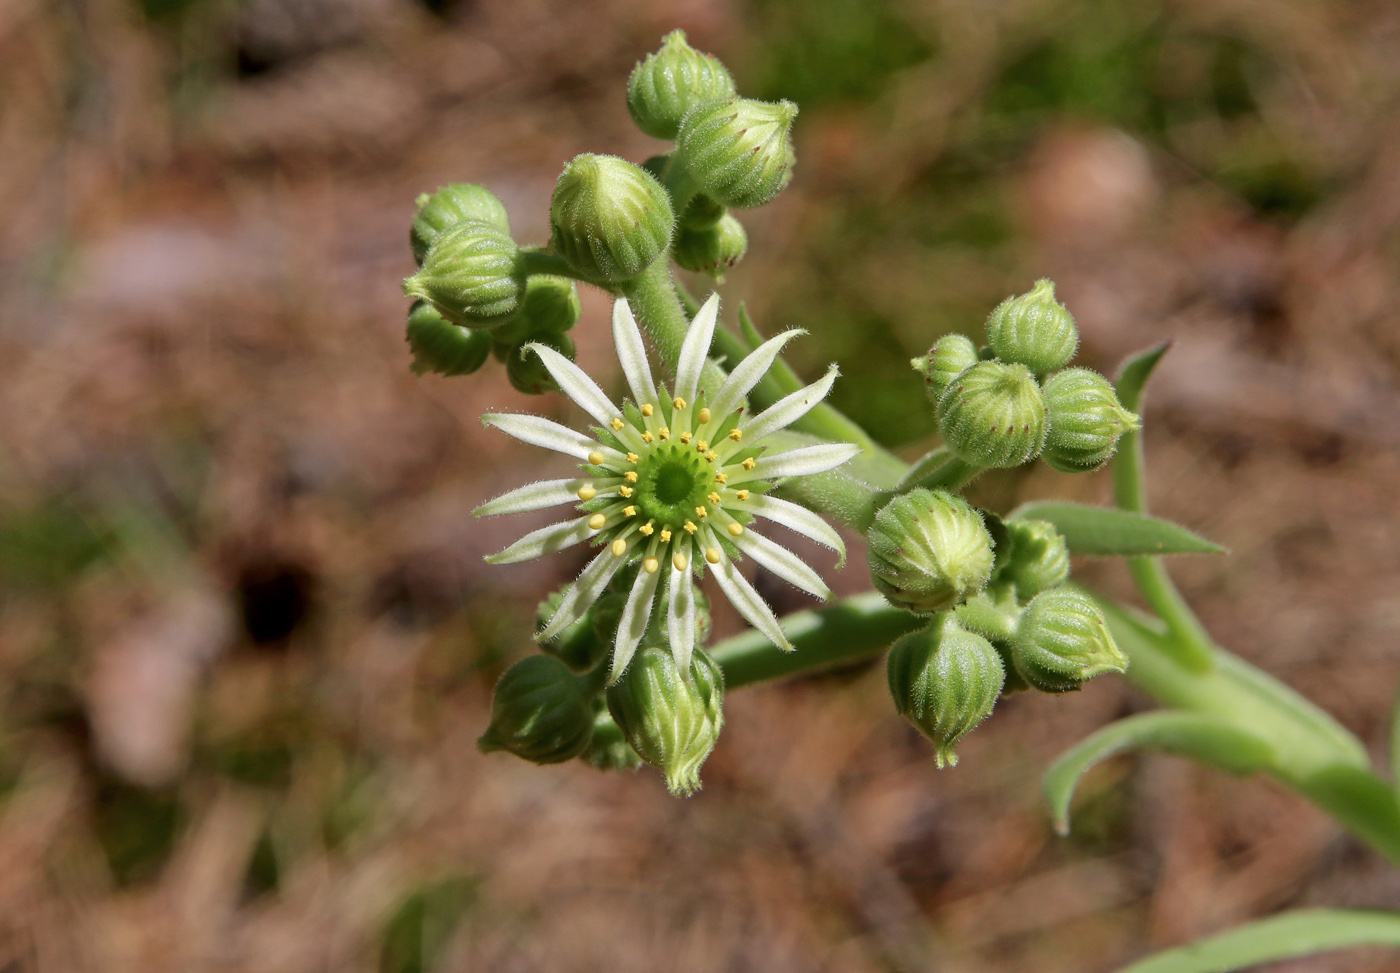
3, 0, 1400, 969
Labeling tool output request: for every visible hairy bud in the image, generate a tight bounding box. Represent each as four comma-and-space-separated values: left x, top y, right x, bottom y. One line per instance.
985, 279, 1078, 373
887, 614, 1004, 767
507, 332, 577, 396
403, 220, 521, 326
913, 333, 978, 407
674, 213, 748, 279
998, 518, 1070, 599
627, 30, 736, 140
477, 655, 594, 764
676, 97, 797, 209
1013, 588, 1128, 693
405, 301, 492, 377
410, 184, 510, 265
868, 489, 994, 614
606, 645, 724, 795
550, 154, 674, 285
1041, 368, 1141, 472
936, 360, 1048, 468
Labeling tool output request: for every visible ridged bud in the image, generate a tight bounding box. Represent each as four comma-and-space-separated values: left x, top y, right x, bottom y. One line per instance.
410, 184, 510, 265
584, 700, 643, 771
405, 301, 492, 377
936, 360, 1048, 468
606, 645, 724, 795
998, 519, 1070, 599
477, 655, 594, 764
673, 213, 747, 279
912, 333, 978, 407
676, 97, 797, 209
1042, 368, 1141, 472
627, 30, 736, 140
1012, 588, 1128, 693
986, 279, 1078, 373
507, 332, 576, 396
518, 274, 582, 334
550, 154, 674, 285
868, 489, 994, 614
402, 220, 521, 327
887, 615, 1004, 768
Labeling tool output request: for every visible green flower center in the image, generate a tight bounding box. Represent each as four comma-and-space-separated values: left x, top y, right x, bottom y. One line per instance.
634, 444, 712, 528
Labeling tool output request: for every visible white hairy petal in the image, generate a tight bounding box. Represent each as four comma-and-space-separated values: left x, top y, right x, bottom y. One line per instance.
482, 413, 609, 462
738, 442, 862, 483
667, 543, 697, 673
740, 365, 839, 444
709, 329, 805, 419
612, 299, 656, 408
732, 529, 831, 601
610, 564, 660, 682
743, 493, 847, 567
538, 547, 627, 641
675, 293, 720, 405
485, 515, 593, 565
711, 552, 793, 652
523, 342, 619, 429
474, 478, 582, 517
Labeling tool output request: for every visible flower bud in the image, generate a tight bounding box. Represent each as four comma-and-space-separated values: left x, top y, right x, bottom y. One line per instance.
676, 97, 797, 209
887, 615, 1004, 767
402, 220, 521, 326
936, 360, 1048, 468
477, 655, 594, 764
1041, 367, 1141, 472
410, 184, 510, 265
550, 154, 674, 285
405, 300, 492, 377
627, 30, 737, 140
537, 588, 602, 672
985, 279, 1078, 373
998, 518, 1070, 600
517, 274, 582, 334
912, 333, 978, 407
507, 331, 576, 396
1012, 588, 1128, 693
606, 644, 724, 795
868, 489, 994, 614
673, 213, 747, 279
584, 700, 643, 772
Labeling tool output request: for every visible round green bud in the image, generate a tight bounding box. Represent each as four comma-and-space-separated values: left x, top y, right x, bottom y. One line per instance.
998, 519, 1070, 600
936, 360, 1048, 468
912, 333, 978, 408
507, 331, 576, 396
676, 97, 798, 209
477, 654, 594, 764
867, 488, 995, 614
606, 644, 724, 795
405, 301, 491, 377
550, 154, 674, 285
583, 700, 643, 772
887, 615, 1004, 768
1042, 367, 1141, 472
410, 184, 510, 265
536, 588, 602, 672
673, 213, 747, 280
679, 192, 726, 230
986, 279, 1078, 373
627, 30, 737, 140
402, 220, 521, 327
517, 275, 581, 335
1012, 588, 1128, 693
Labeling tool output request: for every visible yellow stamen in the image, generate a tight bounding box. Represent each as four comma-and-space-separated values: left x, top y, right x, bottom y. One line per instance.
706, 547, 721, 564
624, 471, 638, 483
714, 473, 728, 484
588, 451, 606, 466
698, 408, 711, 423
624, 505, 636, 516
641, 403, 654, 417
619, 486, 633, 498
642, 431, 654, 444
673, 552, 688, 571
705, 450, 718, 462
611, 538, 627, 556
697, 440, 708, 451
639, 522, 654, 536
658, 427, 670, 439
736, 489, 750, 501
588, 514, 607, 529
578, 485, 596, 501
742, 457, 756, 470
729, 428, 743, 442
673, 397, 686, 410
695, 507, 708, 519
610, 418, 624, 431
627, 452, 639, 463
728, 522, 744, 537
684, 521, 698, 534
644, 557, 659, 574
707, 492, 721, 504
659, 528, 672, 542
679, 432, 692, 444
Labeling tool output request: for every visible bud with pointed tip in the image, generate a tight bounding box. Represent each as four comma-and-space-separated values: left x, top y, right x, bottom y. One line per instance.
403, 221, 521, 326
676, 97, 797, 209
674, 213, 747, 279
405, 301, 492, 377
507, 331, 576, 396
999, 519, 1070, 599
887, 614, 1004, 767
550, 154, 675, 285
986, 279, 1078, 373
1013, 588, 1128, 693
410, 184, 510, 265
606, 644, 724, 795
936, 360, 1048, 468
627, 30, 737, 140
868, 489, 994, 614
913, 333, 978, 407
1042, 368, 1141, 472
477, 655, 594, 764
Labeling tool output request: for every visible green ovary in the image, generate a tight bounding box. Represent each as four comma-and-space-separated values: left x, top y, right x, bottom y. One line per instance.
633, 444, 713, 528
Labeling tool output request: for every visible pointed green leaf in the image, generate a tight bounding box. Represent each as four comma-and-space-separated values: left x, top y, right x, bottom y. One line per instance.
1118, 909, 1400, 973
1115, 341, 1171, 415
1010, 501, 1224, 556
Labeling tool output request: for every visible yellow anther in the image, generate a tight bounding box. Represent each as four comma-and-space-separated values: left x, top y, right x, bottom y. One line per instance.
641, 403, 654, 417
658, 427, 670, 439
684, 521, 698, 534
742, 457, 756, 470
659, 528, 672, 542
588, 451, 606, 466
611, 538, 628, 556
624, 471, 638, 483
626, 452, 639, 464
644, 557, 659, 574
698, 408, 711, 424
679, 432, 692, 444
705, 450, 718, 462
610, 418, 625, 431
642, 431, 654, 444
729, 428, 743, 442
673, 397, 686, 410
706, 547, 721, 564
624, 505, 637, 517
736, 489, 750, 501
707, 492, 721, 504
714, 473, 728, 484
673, 552, 688, 571
619, 486, 633, 498
696, 440, 708, 451
639, 522, 654, 536
695, 507, 708, 519
577, 485, 596, 501
728, 522, 744, 537
588, 513, 607, 529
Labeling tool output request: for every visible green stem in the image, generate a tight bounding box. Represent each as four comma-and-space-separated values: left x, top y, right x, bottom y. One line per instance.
898, 445, 983, 493
516, 248, 592, 282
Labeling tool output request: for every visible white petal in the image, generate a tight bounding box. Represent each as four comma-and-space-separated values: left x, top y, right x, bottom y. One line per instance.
740, 365, 839, 444
711, 553, 792, 652
742, 493, 847, 567
522, 343, 619, 429
675, 293, 719, 404
474, 478, 581, 517
485, 515, 594, 564
732, 528, 831, 601
740, 442, 862, 482
709, 329, 805, 419
612, 299, 656, 407
610, 564, 660, 682
482, 413, 601, 461
666, 555, 697, 673
538, 547, 627, 641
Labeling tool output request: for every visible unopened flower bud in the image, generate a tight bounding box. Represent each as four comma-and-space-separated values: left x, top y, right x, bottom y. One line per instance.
868, 489, 994, 614
405, 301, 492, 377
403, 220, 521, 326
673, 213, 747, 279
516, 275, 581, 334
606, 644, 724, 795
477, 655, 594, 764
550, 154, 674, 285
410, 184, 510, 265
627, 30, 736, 140
537, 588, 602, 672
584, 700, 643, 771
1041, 368, 1141, 472
913, 333, 978, 407
507, 332, 576, 396
1013, 588, 1128, 693
936, 360, 1048, 468
998, 519, 1070, 599
887, 615, 1004, 767
676, 97, 797, 209
986, 279, 1078, 373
